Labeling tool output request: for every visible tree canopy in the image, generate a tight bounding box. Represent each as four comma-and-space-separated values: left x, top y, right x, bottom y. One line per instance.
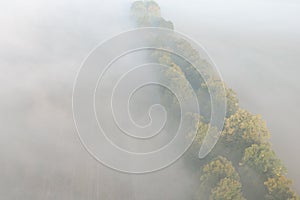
130, 1, 299, 199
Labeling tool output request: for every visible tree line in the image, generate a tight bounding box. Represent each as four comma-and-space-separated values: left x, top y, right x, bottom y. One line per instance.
130, 1, 299, 199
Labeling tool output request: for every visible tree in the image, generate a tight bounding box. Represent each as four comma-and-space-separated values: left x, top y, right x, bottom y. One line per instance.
200, 156, 240, 189
264, 175, 299, 200
242, 143, 285, 178
225, 88, 239, 117
200, 156, 245, 200
222, 109, 270, 147
130, 2, 300, 200
130, 0, 173, 29
210, 178, 246, 200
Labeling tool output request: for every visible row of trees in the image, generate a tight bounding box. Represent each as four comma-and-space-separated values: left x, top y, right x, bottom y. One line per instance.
130, 1, 299, 199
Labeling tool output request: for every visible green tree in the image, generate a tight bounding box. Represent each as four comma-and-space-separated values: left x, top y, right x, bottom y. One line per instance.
264, 175, 299, 200
222, 109, 270, 147
200, 156, 240, 190
242, 143, 285, 177
225, 88, 239, 117
130, 2, 300, 200
210, 178, 246, 200
200, 156, 245, 199
130, 0, 173, 29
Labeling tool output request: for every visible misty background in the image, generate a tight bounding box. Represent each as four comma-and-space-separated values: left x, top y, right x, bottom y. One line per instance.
0, 0, 299, 199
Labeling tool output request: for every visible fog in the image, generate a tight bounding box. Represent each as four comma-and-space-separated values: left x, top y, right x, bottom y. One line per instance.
0, 0, 299, 199
157, 0, 300, 192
